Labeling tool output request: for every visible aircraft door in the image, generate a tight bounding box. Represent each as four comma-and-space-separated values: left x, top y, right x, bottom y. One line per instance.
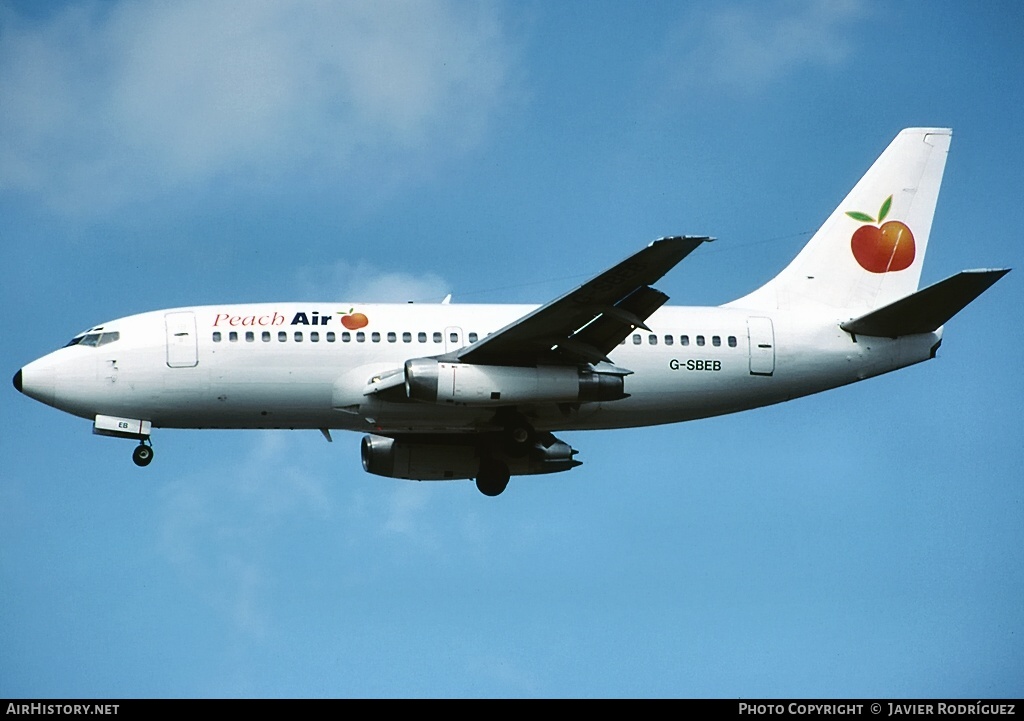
444, 326, 464, 353
747, 317, 775, 376
165, 312, 199, 368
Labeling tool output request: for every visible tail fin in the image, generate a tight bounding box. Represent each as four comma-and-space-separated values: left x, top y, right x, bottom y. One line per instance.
727, 128, 952, 312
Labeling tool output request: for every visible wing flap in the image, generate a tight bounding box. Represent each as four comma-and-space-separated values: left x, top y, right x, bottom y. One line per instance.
840, 268, 1010, 337
458, 236, 710, 366
560, 285, 670, 359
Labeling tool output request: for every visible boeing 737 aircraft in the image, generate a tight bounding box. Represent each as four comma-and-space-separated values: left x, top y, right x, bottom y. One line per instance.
13, 128, 1009, 495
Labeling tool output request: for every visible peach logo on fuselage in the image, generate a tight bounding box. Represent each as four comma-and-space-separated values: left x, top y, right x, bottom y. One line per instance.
845, 195, 915, 273
338, 308, 368, 330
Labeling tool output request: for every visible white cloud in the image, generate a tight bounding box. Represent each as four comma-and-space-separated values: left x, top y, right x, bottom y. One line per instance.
383, 484, 437, 539
0, 0, 516, 213
668, 0, 867, 91
295, 258, 450, 303
158, 432, 335, 635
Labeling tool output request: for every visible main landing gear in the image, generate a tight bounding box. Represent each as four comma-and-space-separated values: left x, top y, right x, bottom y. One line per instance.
475, 457, 510, 497
474, 413, 534, 496
132, 441, 154, 467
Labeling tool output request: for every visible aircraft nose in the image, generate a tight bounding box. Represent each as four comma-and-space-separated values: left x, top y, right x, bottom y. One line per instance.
14, 360, 57, 406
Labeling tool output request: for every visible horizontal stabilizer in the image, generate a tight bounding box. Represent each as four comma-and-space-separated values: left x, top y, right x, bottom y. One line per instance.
841, 269, 1010, 337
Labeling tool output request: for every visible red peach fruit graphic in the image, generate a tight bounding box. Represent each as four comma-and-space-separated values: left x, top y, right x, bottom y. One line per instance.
850, 221, 916, 273
339, 309, 369, 330
846, 195, 915, 274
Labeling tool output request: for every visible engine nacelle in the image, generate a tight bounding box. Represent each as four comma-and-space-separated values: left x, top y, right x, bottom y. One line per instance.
361, 433, 580, 481
404, 358, 625, 405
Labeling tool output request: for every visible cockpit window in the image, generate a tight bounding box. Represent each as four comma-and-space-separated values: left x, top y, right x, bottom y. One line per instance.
65, 331, 120, 348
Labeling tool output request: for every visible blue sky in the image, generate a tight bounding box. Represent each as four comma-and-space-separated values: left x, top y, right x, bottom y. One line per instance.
2, 0, 1022, 698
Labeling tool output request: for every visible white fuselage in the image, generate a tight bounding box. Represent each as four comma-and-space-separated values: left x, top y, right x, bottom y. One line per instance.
16, 302, 941, 436
13, 129, 994, 492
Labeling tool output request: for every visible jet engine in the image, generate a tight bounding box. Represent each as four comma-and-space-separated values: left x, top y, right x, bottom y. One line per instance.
403, 358, 625, 405
360, 432, 580, 481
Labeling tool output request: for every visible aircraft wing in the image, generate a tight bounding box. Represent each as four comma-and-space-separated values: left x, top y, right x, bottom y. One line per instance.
457, 236, 711, 366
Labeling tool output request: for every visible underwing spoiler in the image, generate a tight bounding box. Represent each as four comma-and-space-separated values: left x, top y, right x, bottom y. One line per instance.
841, 268, 1010, 338
457, 235, 712, 366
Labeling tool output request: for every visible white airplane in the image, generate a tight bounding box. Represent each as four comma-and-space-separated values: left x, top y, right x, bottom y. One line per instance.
13, 128, 1009, 495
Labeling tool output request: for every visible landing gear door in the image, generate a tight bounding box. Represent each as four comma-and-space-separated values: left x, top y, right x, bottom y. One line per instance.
166, 312, 199, 368
747, 316, 775, 376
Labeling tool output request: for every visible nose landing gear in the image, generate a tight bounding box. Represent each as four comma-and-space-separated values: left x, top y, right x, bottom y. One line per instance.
93, 415, 155, 467
132, 441, 154, 467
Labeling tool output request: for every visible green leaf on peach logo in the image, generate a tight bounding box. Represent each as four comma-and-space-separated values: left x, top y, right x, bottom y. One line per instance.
877, 195, 892, 223
846, 194, 894, 224
846, 211, 875, 222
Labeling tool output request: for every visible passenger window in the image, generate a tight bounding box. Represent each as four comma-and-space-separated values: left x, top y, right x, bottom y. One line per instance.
696, 335, 705, 347
294, 332, 303, 342
433, 332, 442, 343
245, 331, 255, 342
665, 335, 674, 346
712, 335, 721, 347
262, 331, 271, 342
418, 332, 427, 343
387, 332, 396, 343
356, 332, 365, 343
326, 332, 335, 342
213, 332, 222, 342
728, 336, 737, 348
403, 332, 412, 343
468, 332, 478, 343
342, 332, 351, 342
229, 332, 238, 342
681, 335, 690, 346
371, 332, 380, 343
310, 332, 319, 342
633, 334, 641, 345
278, 331, 287, 342
649, 334, 657, 345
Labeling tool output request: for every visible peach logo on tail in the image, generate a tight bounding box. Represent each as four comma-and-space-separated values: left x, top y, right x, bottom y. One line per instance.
338, 308, 368, 329
846, 195, 915, 273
